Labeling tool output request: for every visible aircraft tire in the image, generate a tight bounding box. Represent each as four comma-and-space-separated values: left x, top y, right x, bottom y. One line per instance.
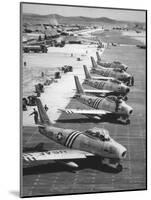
123, 96, 128, 101
116, 164, 123, 172
126, 119, 130, 125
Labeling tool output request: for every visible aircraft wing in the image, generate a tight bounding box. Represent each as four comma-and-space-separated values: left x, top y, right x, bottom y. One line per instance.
84, 89, 113, 95
59, 109, 111, 115
23, 149, 94, 162
92, 76, 115, 81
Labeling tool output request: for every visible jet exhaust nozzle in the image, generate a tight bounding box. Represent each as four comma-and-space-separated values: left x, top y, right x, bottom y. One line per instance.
126, 87, 130, 93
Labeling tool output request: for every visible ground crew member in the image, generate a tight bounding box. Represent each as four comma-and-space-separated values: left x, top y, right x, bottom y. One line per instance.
24, 61, 27, 67
44, 104, 48, 112
115, 96, 122, 112
126, 77, 131, 86
36, 91, 41, 97
131, 76, 134, 86
41, 72, 44, 77
22, 98, 27, 111
29, 108, 39, 124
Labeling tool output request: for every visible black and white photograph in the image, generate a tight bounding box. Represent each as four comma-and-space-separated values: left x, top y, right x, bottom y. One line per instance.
20, 2, 147, 198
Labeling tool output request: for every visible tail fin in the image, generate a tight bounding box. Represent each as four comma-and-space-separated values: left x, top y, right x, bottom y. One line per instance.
74, 76, 84, 94
91, 56, 97, 69
35, 98, 51, 125
83, 65, 91, 79
96, 52, 101, 61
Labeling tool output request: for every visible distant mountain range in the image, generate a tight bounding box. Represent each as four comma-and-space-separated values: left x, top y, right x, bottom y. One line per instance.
23, 13, 145, 27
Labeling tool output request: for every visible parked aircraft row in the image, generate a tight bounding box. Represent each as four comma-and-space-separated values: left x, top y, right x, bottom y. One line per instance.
91, 55, 133, 86
23, 47, 134, 171
83, 65, 130, 100
96, 51, 128, 71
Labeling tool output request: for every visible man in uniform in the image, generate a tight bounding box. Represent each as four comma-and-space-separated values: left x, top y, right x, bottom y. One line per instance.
29, 108, 39, 124
115, 95, 122, 112
131, 76, 134, 86
44, 104, 48, 112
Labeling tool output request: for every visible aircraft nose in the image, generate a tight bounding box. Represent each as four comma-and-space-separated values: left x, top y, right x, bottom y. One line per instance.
121, 150, 127, 158
124, 65, 128, 71
117, 145, 127, 159
125, 104, 133, 115
122, 64, 128, 71
126, 87, 130, 93
113, 142, 127, 159
128, 107, 133, 115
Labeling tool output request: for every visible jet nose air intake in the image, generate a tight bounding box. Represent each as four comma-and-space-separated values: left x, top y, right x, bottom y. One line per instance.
125, 105, 133, 116
126, 87, 130, 93
121, 150, 127, 158
129, 109, 133, 115
118, 145, 127, 159
114, 142, 127, 159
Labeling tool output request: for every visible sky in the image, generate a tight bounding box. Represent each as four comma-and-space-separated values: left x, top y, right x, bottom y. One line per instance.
22, 3, 146, 23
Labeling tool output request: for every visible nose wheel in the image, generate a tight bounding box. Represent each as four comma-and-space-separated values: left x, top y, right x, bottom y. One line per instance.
123, 96, 128, 101
118, 116, 131, 125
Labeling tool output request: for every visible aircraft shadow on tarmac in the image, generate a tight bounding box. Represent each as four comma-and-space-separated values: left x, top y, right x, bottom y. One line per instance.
56, 115, 127, 125
23, 158, 123, 176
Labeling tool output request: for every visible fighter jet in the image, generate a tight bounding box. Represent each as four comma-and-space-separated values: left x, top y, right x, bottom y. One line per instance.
60, 76, 133, 124
96, 52, 128, 71
23, 98, 127, 170
90, 56, 132, 85
83, 65, 130, 99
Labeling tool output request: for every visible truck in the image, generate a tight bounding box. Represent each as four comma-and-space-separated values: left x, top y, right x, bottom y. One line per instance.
23, 45, 48, 53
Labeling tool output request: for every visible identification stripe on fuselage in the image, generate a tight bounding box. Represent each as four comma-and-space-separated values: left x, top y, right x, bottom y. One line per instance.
91, 98, 99, 108
93, 98, 101, 109
65, 131, 80, 147
95, 98, 103, 109
67, 132, 82, 148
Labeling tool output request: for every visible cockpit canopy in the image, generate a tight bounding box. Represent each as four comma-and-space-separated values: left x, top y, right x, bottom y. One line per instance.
85, 127, 110, 141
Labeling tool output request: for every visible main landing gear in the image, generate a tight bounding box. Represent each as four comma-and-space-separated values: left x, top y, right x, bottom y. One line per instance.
102, 158, 123, 171
117, 116, 130, 125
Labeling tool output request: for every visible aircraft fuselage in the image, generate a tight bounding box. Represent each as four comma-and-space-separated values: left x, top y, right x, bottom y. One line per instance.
97, 61, 127, 71
76, 94, 132, 118
38, 126, 126, 160
91, 67, 131, 83
84, 79, 129, 95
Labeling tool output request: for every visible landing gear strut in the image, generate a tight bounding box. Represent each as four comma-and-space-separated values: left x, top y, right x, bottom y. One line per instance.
123, 96, 128, 101
102, 158, 122, 171
118, 116, 130, 125
125, 119, 130, 124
